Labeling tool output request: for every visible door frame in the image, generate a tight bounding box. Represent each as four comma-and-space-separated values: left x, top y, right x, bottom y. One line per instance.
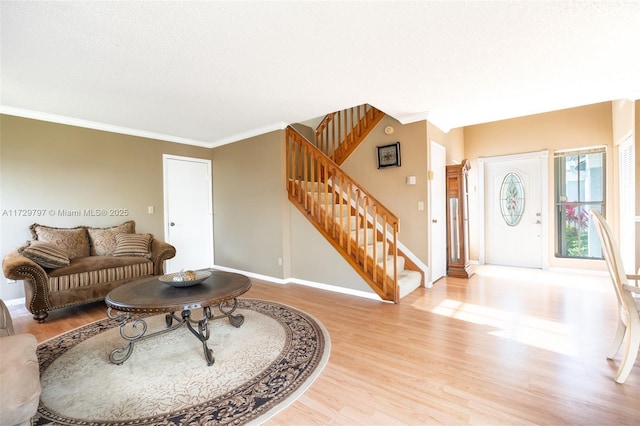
477, 150, 549, 269
162, 154, 214, 269
617, 133, 635, 273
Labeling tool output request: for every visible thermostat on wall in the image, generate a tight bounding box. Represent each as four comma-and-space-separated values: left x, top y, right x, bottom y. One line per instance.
384, 125, 394, 135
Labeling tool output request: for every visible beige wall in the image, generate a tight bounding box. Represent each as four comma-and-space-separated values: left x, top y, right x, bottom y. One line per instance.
342, 116, 430, 263
0, 114, 212, 299
290, 206, 372, 293
211, 130, 288, 279
612, 99, 634, 143
463, 102, 614, 270
210, 127, 374, 291
290, 123, 314, 142
428, 123, 465, 165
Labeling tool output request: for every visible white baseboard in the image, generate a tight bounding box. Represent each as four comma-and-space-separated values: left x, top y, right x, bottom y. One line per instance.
3, 297, 26, 307
212, 264, 384, 301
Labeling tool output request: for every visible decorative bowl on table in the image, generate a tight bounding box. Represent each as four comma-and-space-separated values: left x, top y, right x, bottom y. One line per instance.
159, 270, 211, 287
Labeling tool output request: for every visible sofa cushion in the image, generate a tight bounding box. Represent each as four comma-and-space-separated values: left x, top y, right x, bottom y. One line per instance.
87, 221, 136, 256
113, 233, 153, 258
30, 224, 90, 259
47, 256, 154, 292
18, 240, 70, 269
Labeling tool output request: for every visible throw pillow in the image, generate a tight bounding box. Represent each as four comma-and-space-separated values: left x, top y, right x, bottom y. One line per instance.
113, 233, 153, 258
87, 221, 136, 256
29, 224, 90, 259
19, 240, 71, 269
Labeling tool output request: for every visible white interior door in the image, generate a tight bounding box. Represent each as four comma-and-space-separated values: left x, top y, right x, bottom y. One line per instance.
429, 141, 446, 282
482, 153, 547, 268
163, 155, 213, 273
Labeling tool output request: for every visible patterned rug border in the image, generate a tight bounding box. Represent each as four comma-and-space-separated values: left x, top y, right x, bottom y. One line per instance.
34, 298, 331, 425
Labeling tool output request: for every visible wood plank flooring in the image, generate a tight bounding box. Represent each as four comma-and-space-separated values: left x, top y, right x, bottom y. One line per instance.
9, 265, 640, 425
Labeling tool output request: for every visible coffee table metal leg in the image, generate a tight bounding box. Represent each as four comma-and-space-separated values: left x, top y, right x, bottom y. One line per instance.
107, 301, 243, 367
183, 309, 215, 366
107, 311, 140, 365
218, 298, 245, 328
107, 308, 184, 365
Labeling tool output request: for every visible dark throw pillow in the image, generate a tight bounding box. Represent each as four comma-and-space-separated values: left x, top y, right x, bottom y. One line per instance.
19, 240, 71, 269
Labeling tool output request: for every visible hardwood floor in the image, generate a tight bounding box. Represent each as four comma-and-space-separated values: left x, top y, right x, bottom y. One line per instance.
9, 265, 640, 425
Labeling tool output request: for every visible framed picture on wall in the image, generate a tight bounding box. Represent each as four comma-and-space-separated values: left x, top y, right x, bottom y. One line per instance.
377, 142, 401, 168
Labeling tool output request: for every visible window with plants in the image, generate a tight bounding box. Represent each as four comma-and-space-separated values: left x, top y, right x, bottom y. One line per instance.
554, 147, 606, 259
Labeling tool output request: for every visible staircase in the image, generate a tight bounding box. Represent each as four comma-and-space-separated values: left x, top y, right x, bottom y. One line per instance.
286, 111, 423, 303
314, 104, 385, 165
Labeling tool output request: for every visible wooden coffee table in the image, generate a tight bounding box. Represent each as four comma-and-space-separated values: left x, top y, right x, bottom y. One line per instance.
105, 269, 251, 366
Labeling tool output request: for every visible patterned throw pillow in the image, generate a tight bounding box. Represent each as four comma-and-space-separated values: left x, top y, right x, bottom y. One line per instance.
29, 224, 90, 259
19, 240, 71, 269
113, 233, 153, 258
87, 221, 136, 256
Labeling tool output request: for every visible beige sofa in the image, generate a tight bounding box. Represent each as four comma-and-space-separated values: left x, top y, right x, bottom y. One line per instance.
0, 298, 41, 426
2, 221, 176, 322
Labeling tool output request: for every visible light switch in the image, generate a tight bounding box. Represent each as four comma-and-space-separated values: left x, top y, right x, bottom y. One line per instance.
418, 201, 424, 211
148, 206, 154, 214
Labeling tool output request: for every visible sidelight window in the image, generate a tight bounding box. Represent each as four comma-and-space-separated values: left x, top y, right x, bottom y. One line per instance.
554, 147, 606, 259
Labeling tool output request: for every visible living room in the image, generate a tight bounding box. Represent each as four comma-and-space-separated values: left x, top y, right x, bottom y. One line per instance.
2, 99, 638, 302
1, 2, 639, 424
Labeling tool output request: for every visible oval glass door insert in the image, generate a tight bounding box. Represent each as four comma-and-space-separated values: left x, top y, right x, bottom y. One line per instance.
500, 172, 525, 226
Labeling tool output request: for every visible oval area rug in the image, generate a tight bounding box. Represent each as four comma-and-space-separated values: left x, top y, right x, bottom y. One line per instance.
34, 298, 330, 425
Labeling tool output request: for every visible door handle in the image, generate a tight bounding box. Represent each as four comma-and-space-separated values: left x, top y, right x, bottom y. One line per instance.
432, 219, 438, 223
170, 222, 175, 226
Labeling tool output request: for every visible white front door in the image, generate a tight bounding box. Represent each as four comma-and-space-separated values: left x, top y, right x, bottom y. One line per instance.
163, 155, 213, 273
480, 152, 548, 269
429, 141, 446, 282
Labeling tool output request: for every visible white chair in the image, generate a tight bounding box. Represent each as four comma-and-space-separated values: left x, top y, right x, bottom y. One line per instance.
590, 210, 640, 383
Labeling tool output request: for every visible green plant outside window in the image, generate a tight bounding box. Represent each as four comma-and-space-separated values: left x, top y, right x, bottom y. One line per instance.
554, 148, 605, 259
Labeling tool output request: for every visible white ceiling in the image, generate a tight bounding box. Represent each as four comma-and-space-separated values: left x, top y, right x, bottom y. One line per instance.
2, 1, 640, 148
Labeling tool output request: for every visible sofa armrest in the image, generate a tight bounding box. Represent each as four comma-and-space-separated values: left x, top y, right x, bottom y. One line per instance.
2, 249, 51, 317
0, 299, 14, 337
150, 239, 176, 276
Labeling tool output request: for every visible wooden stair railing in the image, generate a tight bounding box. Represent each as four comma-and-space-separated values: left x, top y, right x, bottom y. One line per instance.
286, 125, 401, 302
315, 104, 385, 165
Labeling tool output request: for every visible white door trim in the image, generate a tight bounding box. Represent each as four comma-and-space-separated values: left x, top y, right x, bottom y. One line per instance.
162, 154, 214, 267
478, 150, 549, 269
617, 133, 635, 273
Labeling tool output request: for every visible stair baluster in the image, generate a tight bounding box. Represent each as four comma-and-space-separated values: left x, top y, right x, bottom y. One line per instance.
287, 126, 411, 302
315, 104, 385, 165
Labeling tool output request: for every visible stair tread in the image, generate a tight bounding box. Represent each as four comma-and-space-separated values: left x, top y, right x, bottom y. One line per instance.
397, 270, 422, 299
